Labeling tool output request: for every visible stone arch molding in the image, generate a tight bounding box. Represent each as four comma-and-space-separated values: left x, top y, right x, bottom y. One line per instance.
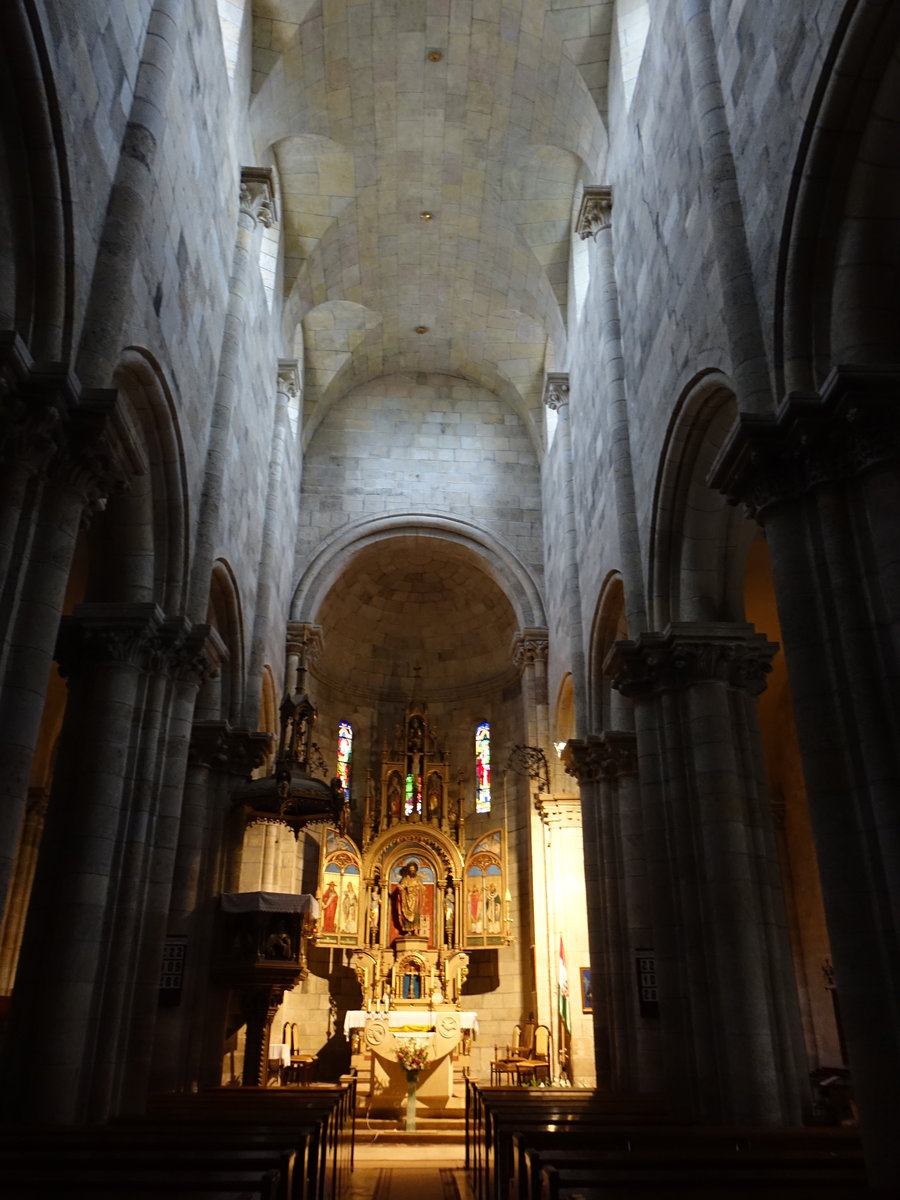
649, 370, 754, 630
778, 1, 900, 393
291, 512, 546, 634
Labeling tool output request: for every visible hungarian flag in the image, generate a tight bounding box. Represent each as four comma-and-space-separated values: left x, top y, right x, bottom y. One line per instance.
558, 935, 571, 1032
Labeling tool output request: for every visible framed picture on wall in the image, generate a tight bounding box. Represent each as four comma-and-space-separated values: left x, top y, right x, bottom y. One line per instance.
580, 967, 592, 1013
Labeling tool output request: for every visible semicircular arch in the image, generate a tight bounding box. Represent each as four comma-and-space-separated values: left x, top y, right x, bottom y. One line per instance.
291, 512, 546, 636
778, 2, 900, 392
649, 371, 753, 629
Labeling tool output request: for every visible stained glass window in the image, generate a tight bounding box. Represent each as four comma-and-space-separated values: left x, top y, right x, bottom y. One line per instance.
336, 721, 352, 794
405, 772, 422, 816
475, 722, 491, 813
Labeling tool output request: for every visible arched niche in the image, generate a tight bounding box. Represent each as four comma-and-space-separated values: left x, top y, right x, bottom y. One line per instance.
649, 373, 754, 628
588, 571, 631, 732
197, 560, 244, 725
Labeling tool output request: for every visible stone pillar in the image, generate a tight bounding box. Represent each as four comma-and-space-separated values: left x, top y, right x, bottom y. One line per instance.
0, 367, 141, 930
245, 362, 299, 726
106, 623, 223, 1116
512, 630, 552, 1028
607, 622, 809, 1124
535, 792, 595, 1085
1, 602, 165, 1121
576, 189, 648, 636
566, 732, 660, 1094
151, 720, 269, 1095
679, 0, 772, 417
710, 367, 900, 1185
75, 0, 183, 390
285, 622, 324, 698
0, 786, 48, 994
187, 168, 276, 624
260, 819, 285, 892
0, 334, 52, 598
542, 374, 588, 736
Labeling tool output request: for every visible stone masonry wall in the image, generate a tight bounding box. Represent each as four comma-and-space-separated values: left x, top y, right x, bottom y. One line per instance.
296, 372, 544, 584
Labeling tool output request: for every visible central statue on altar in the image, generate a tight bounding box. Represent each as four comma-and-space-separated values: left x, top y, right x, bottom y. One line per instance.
394, 860, 424, 936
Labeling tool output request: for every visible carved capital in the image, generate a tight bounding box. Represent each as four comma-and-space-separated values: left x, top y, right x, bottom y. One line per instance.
1, 336, 144, 512
564, 731, 638, 784
511, 627, 549, 668
535, 793, 582, 828
276, 359, 301, 399
607, 623, 778, 698
240, 166, 276, 228
0, 332, 46, 466
542, 372, 570, 411
189, 719, 271, 776
709, 366, 900, 521
162, 620, 227, 685
55, 602, 166, 676
576, 185, 612, 240
0, 334, 62, 473
286, 622, 324, 669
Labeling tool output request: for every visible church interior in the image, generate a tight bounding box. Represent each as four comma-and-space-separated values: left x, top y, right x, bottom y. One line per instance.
1, 0, 899, 1193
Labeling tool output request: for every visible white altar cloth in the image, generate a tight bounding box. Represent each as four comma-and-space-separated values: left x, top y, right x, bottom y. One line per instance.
343, 1009, 479, 1039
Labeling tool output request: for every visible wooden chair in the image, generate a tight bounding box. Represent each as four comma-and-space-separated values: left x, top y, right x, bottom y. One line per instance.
491, 1045, 519, 1085
492, 1022, 534, 1085
509, 1022, 534, 1058
517, 1023, 551, 1084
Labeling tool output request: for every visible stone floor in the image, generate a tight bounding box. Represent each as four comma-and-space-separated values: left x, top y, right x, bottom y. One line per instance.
349, 1139, 472, 1200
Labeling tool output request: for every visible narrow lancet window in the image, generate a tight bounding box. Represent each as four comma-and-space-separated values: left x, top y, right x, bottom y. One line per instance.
475, 722, 491, 814
337, 721, 352, 794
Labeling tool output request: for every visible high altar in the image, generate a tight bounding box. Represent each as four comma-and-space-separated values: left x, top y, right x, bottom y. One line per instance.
314, 684, 509, 1113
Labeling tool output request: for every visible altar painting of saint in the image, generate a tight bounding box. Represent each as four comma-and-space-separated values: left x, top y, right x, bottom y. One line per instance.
341, 868, 360, 934
467, 872, 483, 934
486, 879, 502, 934
426, 772, 442, 820
389, 858, 435, 944
387, 772, 402, 818
321, 870, 340, 934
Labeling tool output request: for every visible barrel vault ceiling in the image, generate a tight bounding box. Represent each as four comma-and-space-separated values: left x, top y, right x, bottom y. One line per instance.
248, 0, 613, 454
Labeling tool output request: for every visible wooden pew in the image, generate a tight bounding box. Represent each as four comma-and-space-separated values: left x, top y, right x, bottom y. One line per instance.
146, 1080, 356, 1200
539, 1157, 869, 1200
470, 1079, 865, 1200
0, 1136, 297, 1200
469, 1081, 665, 1200
516, 1130, 864, 1200
0, 1078, 355, 1200
0, 1163, 282, 1199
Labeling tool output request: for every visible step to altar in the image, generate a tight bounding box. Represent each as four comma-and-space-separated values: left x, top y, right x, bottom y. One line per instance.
355, 1115, 466, 1146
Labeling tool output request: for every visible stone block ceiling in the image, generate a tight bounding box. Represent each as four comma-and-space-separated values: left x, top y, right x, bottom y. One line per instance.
314, 536, 520, 700
249, 0, 612, 455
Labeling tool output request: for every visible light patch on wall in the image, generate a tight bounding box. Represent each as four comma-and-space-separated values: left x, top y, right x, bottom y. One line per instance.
216, 0, 245, 86
616, 0, 650, 110
259, 222, 279, 311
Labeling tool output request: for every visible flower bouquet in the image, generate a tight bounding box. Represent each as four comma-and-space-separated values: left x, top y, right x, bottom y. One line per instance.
396, 1038, 430, 1073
